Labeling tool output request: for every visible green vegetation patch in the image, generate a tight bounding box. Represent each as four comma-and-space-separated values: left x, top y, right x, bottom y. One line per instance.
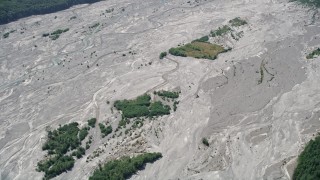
114, 94, 171, 118
159, 52, 167, 59
149, 101, 171, 117
37, 155, 75, 179
88, 118, 97, 128
192, 35, 209, 43
0, 0, 104, 25
155, 90, 179, 99
42, 122, 80, 155
293, 135, 320, 179
292, 0, 320, 7
89, 152, 162, 180
43, 28, 69, 40
49, 28, 69, 40
79, 127, 89, 141
99, 123, 112, 138
37, 122, 89, 179
210, 25, 232, 37
306, 48, 320, 59
169, 41, 225, 60
229, 17, 247, 27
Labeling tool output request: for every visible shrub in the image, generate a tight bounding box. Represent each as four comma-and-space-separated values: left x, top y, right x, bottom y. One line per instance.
229, 17, 247, 27
173, 101, 179, 111
88, 118, 97, 128
99, 123, 112, 137
306, 48, 320, 59
149, 101, 171, 117
202, 137, 209, 146
192, 35, 209, 42
169, 47, 187, 57
159, 52, 167, 59
79, 127, 89, 141
210, 25, 232, 37
3, 32, 10, 38
156, 90, 179, 99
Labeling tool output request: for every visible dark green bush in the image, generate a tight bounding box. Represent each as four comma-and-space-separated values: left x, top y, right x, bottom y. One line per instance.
157, 90, 179, 99
202, 138, 209, 146
42, 33, 50, 37
211, 25, 232, 37
88, 118, 97, 128
159, 52, 167, 59
169, 47, 187, 57
72, 147, 86, 159
229, 17, 247, 27
99, 123, 112, 137
3, 32, 9, 38
149, 101, 171, 117
192, 35, 209, 42
89, 152, 162, 180
79, 127, 89, 141
306, 48, 320, 59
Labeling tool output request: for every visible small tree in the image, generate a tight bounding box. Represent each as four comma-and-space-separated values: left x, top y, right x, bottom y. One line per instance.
202, 137, 209, 146
159, 52, 167, 59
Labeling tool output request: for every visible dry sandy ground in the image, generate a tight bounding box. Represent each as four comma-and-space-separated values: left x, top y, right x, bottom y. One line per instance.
0, 0, 320, 179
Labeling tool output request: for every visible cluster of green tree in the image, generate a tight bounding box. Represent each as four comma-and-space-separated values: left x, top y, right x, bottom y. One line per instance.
155, 90, 179, 99
292, 0, 320, 7
306, 48, 320, 59
149, 101, 171, 117
114, 94, 171, 118
79, 127, 89, 141
293, 135, 320, 179
0, 0, 103, 25
169, 47, 187, 57
202, 137, 209, 146
88, 118, 97, 128
37, 122, 89, 179
43, 28, 69, 40
229, 17, 247, 27
37, 155, 75, 179
169, 41, 225, 60
192, 35, 209, 43
99, 123, 112, 137
89, 152, 162, 180
210, 25, 232, 37
159, 52, 167, 59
